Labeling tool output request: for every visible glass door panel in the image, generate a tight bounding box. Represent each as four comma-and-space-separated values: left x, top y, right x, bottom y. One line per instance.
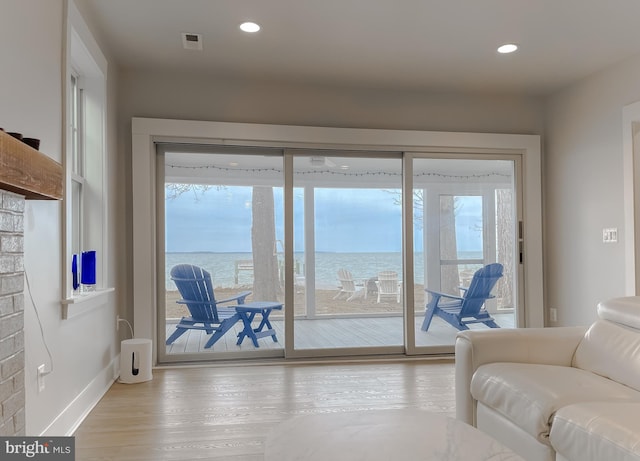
161, 150, 285, 361
413, 158, 517, 349
291, 154, 403, 353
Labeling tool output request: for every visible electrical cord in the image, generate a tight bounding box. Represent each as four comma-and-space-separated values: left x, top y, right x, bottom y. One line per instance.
118, 317, 134, 339
24, 269, 54, 376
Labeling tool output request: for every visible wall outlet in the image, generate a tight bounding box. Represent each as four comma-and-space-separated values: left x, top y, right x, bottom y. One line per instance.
550, 308, 558, 323
37, 364, 46, 393
603, 228, 618, 243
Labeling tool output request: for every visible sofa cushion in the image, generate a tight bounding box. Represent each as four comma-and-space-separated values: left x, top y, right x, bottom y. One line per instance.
471, 363, 640, 445
572, 319, 640, 392
550, 402, 640, 461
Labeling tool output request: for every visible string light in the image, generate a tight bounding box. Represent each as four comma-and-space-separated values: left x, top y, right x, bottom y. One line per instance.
166, 164, 510, 180
167, 164, 281, 174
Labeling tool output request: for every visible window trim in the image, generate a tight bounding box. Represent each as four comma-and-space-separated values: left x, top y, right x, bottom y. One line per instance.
62, 1, 110, 308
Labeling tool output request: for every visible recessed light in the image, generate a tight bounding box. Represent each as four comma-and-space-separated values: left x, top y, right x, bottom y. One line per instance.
497, 43, 518, 54
229, 162, 239, 167
240, 22, 261, 33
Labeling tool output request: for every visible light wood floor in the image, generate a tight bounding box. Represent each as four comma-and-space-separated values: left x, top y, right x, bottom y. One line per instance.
74, 360, 455, 460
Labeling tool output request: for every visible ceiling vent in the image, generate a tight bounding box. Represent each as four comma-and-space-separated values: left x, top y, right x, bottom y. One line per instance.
181, 33, 203, 51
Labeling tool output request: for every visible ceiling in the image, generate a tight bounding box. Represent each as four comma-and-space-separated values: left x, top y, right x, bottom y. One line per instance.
78, 0, 640, 95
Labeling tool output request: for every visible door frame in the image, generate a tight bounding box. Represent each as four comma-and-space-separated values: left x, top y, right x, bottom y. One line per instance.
623, 101, 640, 294
132, 118, 543, 364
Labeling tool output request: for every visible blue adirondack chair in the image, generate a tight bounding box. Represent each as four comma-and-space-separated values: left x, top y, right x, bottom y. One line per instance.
421, 263, 504, 332
166, 264, 251, 348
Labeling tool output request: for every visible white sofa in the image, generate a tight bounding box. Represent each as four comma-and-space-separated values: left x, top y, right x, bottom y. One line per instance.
455, 296, 640, 461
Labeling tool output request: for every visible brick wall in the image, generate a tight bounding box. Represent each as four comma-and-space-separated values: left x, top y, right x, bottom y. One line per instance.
0, 191, 25, 436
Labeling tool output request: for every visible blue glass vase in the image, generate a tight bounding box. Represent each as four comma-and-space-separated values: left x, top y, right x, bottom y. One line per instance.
81, 250, 96, 291
72, 254, 79, 292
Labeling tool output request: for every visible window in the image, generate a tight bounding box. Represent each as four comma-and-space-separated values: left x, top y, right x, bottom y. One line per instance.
63, 5, 108, 301
70, 72, 84, 257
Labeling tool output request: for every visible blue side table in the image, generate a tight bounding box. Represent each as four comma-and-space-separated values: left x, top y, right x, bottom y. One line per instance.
235, 301, 283, 347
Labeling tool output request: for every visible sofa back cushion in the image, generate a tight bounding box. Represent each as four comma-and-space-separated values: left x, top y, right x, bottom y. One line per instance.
597, 296, 640, 329
572, 319, 640, 391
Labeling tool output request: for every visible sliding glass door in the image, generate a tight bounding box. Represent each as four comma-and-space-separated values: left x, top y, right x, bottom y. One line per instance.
411, 157, 518, 351
157, 145, 521, 362
159, 148, 285, 361
289, 153, 404, 354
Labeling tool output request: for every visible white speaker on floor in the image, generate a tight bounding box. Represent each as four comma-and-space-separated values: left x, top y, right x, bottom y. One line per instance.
119, 339, 152, 384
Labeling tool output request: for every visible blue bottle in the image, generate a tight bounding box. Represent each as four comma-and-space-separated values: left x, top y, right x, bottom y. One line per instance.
81, 250, 96, 291
72, 254, 79, 291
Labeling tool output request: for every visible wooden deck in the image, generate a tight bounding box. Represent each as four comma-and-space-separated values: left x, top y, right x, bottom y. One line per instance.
164, 312, 514, 356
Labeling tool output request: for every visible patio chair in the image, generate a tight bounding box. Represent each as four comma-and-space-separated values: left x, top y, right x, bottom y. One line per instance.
375, 271, 401, 303
421, 263, 503, 332
333, 268, 365, 301
166, 264, 251, 348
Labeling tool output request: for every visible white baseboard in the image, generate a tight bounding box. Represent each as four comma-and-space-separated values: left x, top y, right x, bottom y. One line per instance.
40, 354, 120, 436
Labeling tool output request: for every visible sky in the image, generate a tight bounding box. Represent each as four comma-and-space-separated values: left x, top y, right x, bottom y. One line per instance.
165, 186, 483, 253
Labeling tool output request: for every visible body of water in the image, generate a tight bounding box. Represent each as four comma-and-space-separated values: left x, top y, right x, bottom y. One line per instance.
165, 251, 483, 290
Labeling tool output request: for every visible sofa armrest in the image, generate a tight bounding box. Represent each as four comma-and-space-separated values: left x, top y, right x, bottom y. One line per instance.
455, 326, 588, 425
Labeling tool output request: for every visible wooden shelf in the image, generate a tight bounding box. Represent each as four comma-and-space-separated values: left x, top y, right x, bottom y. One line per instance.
0, 130, 63, 200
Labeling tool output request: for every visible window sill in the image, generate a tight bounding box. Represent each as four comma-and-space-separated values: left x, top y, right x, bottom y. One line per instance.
61, 287, 115, 319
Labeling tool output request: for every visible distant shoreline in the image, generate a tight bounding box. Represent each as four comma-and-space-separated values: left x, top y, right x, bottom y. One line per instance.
164, 251, 483, 290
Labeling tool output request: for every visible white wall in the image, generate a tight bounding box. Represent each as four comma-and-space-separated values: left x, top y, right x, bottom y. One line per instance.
544, 53, 640, 326
119, 70, 544, 133
0, 0, 120, 435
